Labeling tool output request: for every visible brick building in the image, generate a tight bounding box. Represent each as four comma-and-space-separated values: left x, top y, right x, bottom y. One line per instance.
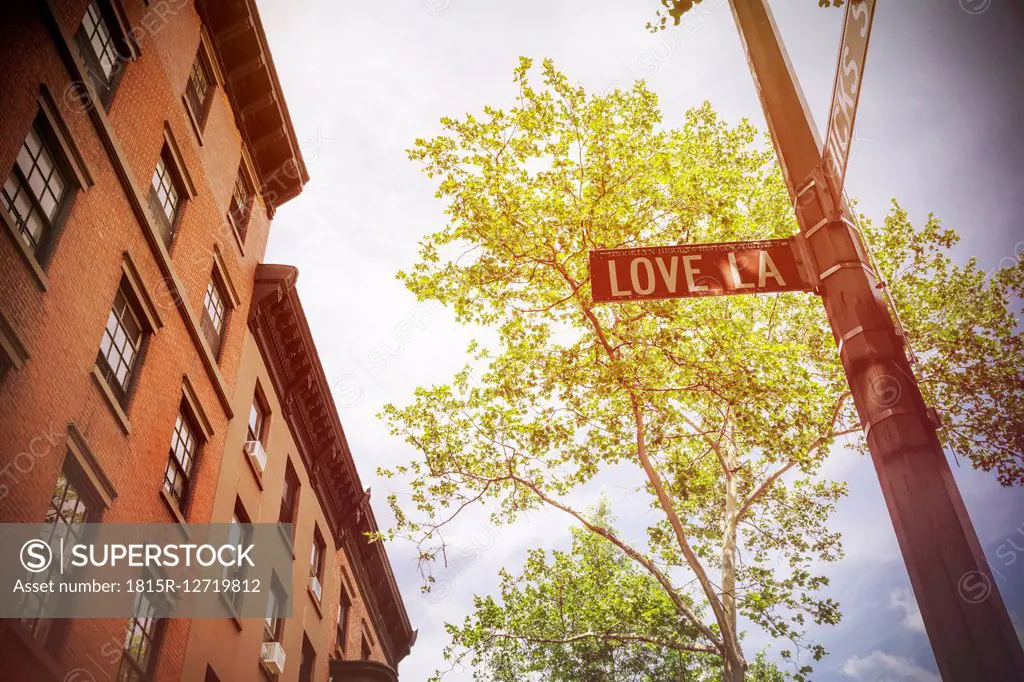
0, 1, 414, 681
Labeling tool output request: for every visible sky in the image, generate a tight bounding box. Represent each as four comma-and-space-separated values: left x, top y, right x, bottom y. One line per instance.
253, 1, 1024, 679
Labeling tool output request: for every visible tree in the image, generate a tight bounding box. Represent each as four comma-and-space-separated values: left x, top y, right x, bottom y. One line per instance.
380, 59, 1024, 681
438, 500, 780, 682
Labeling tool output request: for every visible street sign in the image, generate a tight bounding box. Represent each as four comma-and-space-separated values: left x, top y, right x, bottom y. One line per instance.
822, 0, 877, 203
589, 238, 811, 303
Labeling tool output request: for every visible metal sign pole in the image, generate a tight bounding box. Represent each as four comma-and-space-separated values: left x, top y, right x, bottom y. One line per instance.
726, 1, 1024, 678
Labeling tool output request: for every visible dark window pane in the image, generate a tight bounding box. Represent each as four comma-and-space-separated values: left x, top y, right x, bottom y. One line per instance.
228, 169, 251, 236
279, 462, 299, 525
185, 52, 212, 127
298, 637, 315, 682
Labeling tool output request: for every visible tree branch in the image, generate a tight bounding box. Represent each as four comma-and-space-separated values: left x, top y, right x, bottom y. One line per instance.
734, 392, 855, 523
628, 396, 737, 660
504, 470, 723, 652
485, 631, 719, 655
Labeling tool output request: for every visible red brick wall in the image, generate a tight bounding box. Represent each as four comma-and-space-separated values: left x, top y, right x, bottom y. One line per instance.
0, 1, 276, 680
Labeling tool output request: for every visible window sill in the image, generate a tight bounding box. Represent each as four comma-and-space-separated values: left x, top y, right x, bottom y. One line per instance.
159, 488, 194, 541
0, 205, 50, 292
90, 365, 131, 434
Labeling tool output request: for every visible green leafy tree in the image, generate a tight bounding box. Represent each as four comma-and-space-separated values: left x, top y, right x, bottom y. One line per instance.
437, 499, 787, 681
380, 59, 1024, 681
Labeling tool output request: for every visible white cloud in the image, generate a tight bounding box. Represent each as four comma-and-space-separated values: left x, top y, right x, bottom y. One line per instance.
888, 587, 925, 633
842, 651, 939, 682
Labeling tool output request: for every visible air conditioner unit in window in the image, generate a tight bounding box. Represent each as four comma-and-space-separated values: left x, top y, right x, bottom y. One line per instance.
244, 440, 267, 474
260, 641, 286, 675
309, 574, 322, 601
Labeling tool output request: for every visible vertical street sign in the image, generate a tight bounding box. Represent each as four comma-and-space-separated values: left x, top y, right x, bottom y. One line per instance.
589, 238, 811, 303
822, 0, 877, 204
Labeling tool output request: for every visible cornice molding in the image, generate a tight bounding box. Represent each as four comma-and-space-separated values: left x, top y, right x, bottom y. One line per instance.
194, 0, 308, 214
249, 264, 415, 667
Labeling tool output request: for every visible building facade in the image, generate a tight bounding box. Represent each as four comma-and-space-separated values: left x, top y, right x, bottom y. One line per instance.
178, 264, 415, 682
0, 1, 413, 680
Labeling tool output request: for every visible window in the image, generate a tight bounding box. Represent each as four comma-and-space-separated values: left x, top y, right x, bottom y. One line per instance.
360, 634, 371, 661
298, 635, 316, 682
0, 309, 28, 388
227, 166, 252, 239
184, 47, 214, 130
118, 589, 162, 682
225, 501, 251, 611
44, 466, 94, 525
20, 462, 96, 645
148, 148, 182, 245
163, 408, 198, 510
310, 527, 325, 600
247, 387, 268, 443
204, 666, 220, 682
74, 1, 127, 107
1, 116, 73, 258
200, 275, 227, 357
335, 585, 350, 653
279, 460, 299, 529
310, 528, 325, 579
96, 281, 146, 405
264, 575, 285, 642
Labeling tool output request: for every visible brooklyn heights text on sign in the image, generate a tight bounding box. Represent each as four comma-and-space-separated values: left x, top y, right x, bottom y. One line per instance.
589, 238, 810, 303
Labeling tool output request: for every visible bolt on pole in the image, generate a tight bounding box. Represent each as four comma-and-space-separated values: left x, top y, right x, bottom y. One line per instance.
726, 1, 1024, 679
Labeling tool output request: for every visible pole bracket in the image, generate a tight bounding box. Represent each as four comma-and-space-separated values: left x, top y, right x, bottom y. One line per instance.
819, 260, 876, 282
863, 406, 917, 438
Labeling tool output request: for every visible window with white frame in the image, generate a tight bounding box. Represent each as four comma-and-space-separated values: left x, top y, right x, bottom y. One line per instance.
162, 408, 198, 510
228, 165, 252, 238
96, 282, 146, 404
200, 275, 227, 357
1, 117, 72, 257
118, 586, 162, 682
248, 387, 268, 443
184, 46, 214, 130
264, 574, 285, 642
74, 1, 127, 106
148, 148, 183, 245
20, 463, 97, 646
225, 500, 251, 611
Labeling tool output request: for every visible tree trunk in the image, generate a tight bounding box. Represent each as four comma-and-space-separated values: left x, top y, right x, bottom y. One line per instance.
722, 421, 744, 681
722, 656, 746, 682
